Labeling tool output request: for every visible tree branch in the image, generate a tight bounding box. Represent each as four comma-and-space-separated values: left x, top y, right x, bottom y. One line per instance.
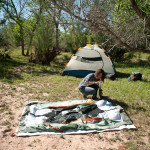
50, 0, 150, 53
130, 0, 150, 30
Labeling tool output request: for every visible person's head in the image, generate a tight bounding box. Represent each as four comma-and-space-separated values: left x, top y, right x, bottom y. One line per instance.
95, 69, 105, 81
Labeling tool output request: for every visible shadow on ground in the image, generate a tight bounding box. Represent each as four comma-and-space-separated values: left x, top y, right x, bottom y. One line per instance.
101, 96, 129, 110
0, 59, 25, 83
0, 58, 63, 83
115, 71, 130, 79
101, 96, 147, 114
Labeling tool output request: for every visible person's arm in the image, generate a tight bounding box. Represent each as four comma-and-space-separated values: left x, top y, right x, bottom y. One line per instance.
85, 81, 101, 86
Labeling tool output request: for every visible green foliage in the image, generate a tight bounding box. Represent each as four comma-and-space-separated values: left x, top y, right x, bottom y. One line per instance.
24, 18, 37, 44
114, 0, 150, 23
11, 23, 23, 46
0, 20, 24, 52
60, 26, 106, 53
60, 25, 88, 53
125, 141, 138, 150
0, 24, 15, 59
112, 0, 150, 51
1, 0, 150, 63
124, 51, 150, 61
0, 0, 27, 55
34, 18, 55, 54
114, 0, 135, 24
136, 0, 150, 15
108, 47, 127, 61
28, 15, 57, 64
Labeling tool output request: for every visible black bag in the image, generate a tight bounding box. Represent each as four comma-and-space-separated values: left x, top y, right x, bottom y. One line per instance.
128, 72, 142, 81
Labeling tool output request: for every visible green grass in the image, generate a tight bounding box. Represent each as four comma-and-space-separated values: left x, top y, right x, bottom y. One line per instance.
0, 48, 150, 149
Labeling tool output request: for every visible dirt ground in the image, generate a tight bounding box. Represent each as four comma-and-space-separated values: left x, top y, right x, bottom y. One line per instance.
0, 84, 141, 150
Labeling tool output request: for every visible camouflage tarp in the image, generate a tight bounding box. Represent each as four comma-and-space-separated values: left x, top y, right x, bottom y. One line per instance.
15, 99, 136, 136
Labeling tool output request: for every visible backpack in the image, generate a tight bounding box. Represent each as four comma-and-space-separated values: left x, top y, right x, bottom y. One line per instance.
128, 72, 143, 81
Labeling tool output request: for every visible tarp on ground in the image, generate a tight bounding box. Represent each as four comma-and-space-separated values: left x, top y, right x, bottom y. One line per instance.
15, 99, 136, 136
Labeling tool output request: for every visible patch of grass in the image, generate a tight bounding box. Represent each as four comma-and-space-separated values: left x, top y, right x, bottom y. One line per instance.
0, 102, 9, 112
54, 52, 71, 63
9, 116, 14, 120
97, 134, 102, 140
1, 120, 11, 126
32, 139, 41, 143
60, 134, 65, 139
27, 144, 34, 147
124, 51, 150, 60
103, 55, 150, 118
115, 135, 122, 141
125, 141, 137, 150
6, 111, 13, 115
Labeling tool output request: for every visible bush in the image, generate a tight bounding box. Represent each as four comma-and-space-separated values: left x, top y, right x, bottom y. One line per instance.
0, 49, 11, 60
108, 47, 127, 61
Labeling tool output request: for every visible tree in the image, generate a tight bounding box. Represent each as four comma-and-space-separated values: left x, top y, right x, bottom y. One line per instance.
60, 24, 106, 53
0, 23, 14, 59
114, 0, 150, 52
26, 0, 61, 64
49, 0, 150, 53
0, 0, 28, 55
130, 0, 150, 31
24, 0, 46, 56
29, 15, 57, 65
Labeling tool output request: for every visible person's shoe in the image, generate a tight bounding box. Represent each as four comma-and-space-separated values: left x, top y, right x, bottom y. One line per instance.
82, 94, 87, 99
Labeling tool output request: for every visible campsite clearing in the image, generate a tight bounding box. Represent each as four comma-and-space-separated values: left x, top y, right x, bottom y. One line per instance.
0, 49, 150, 150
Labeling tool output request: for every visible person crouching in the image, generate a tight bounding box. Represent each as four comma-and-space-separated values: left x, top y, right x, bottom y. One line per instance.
78, 69, 105, 99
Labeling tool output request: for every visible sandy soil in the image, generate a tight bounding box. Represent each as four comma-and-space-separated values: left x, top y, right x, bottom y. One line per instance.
0, 83, 135, 150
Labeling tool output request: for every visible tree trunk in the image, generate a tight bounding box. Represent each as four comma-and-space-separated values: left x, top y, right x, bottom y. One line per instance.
55, 22, 59, 49
20, 26, 25, 56
21, 39, 25, 56
26, 6, 41, 56
26, 34, 33, 56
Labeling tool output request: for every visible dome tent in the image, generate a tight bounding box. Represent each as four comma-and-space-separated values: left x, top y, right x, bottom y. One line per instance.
62, 44, 116, 78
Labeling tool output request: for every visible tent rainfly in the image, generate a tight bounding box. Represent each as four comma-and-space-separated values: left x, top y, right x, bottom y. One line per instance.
62, 44, 116, 78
